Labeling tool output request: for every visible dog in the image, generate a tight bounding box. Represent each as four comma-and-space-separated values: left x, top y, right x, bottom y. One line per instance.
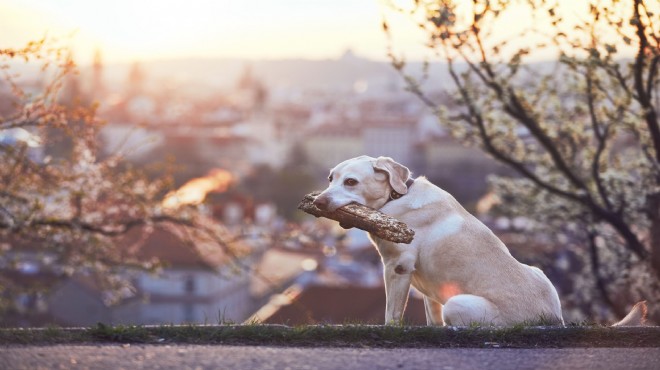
313, 155, 647, 326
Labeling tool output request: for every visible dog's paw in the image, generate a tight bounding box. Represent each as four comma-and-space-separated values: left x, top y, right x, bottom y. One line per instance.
339, 222, 353, 229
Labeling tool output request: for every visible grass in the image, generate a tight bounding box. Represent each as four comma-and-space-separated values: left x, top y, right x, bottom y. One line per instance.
1, 323, 659, 348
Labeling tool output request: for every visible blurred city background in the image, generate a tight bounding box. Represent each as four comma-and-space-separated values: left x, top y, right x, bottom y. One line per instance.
1, 0, 658, 327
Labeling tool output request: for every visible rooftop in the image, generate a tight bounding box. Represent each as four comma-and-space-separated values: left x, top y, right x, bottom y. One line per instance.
258, 285, 426, 325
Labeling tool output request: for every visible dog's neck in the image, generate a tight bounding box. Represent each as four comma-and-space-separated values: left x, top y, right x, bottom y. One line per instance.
387, 178, 415, 202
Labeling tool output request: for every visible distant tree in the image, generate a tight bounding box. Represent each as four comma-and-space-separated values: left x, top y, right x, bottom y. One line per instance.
386, 0, 659, 322
242, 143, 317, 220
0, 40, 236, 317
284, 141, 311, 169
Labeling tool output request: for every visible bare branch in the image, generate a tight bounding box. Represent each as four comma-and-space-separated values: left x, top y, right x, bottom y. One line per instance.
647, 55, 659, 102
446, 62, 585, 203
26, 215, 195, 237
633, 0, 660, 164
455, 25, 590, 193
586, 71, 614, 211
587, 231, 626, 318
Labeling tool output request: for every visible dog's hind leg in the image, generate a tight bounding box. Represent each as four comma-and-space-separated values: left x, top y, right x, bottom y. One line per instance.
442, 294, 501, 326
423, 296, 444, 325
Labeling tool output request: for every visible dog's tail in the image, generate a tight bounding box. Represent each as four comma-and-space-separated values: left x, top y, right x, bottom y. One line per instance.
611, 301, 647, 327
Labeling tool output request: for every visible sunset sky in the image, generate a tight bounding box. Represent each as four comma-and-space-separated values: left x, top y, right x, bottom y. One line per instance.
1, 0, 430, 64
1, 1, 640, 65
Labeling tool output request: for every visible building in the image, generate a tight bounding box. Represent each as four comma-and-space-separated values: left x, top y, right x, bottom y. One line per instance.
362, 116, 419, 167
419, 135, 505, 206
48, 222, 260, 326
302, 124, 362, 171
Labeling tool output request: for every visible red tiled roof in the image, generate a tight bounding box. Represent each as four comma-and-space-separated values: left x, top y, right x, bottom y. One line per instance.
263, 285, 426, 325
360, 116, 417, 128
308, 124, 361, 136
119, 220, 246, 271
130, 227, 218, 270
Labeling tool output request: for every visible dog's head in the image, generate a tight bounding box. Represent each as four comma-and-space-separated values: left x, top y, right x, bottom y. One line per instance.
313, 155, 411, 212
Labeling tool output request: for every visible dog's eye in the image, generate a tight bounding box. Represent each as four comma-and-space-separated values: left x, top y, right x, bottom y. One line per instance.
344, 178, 358, 186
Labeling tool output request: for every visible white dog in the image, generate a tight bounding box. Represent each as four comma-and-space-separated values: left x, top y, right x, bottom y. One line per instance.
314, 155, 646, 326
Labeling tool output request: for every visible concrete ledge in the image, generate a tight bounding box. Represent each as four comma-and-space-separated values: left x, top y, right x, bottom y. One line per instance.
1, 324, 659, 348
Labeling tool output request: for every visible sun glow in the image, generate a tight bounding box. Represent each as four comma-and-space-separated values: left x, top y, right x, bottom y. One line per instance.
162, 169, 234, 210
2, 1, 647, 65
1, 0, 403, 64
438, 282, 462, 301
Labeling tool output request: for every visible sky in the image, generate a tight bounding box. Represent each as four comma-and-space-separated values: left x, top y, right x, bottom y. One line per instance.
1, 0, 640, 65
1, 0, 430, 64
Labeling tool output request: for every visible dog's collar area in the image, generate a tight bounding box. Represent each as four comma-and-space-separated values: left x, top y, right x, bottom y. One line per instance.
388, 178, 415, 202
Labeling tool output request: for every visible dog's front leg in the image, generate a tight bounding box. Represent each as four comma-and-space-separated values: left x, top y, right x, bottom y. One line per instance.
383, 255, 415, 324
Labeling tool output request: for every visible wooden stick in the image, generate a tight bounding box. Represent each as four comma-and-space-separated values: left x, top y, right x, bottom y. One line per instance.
297, 191, 415, 244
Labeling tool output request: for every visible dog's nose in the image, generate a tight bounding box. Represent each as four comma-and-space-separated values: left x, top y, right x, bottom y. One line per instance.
313, 196, 329, 211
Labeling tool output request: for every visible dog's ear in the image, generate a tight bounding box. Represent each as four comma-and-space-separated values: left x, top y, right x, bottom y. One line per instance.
373, 157, 410, 195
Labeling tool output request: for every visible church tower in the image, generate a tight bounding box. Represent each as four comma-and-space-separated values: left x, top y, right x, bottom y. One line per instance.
90, 49, 105, 101
126, 61, 145, 99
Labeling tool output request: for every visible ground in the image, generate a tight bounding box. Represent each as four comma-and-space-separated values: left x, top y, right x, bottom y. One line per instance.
2, 345, 660, 370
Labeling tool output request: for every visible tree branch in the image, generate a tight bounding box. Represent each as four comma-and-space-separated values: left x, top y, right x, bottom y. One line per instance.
446, 62, 585, 203
633, 0, 660, 164
587, 231, 626, 318
458, 29, 589, 193
647, 55, 659, 103
447, 60, 649, 261
506, 87, 589, 191
27, 215, 196, 237
586, 71, 614, 211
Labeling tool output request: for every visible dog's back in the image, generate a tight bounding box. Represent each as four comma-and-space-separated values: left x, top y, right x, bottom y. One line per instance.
383, 177, 565, 325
